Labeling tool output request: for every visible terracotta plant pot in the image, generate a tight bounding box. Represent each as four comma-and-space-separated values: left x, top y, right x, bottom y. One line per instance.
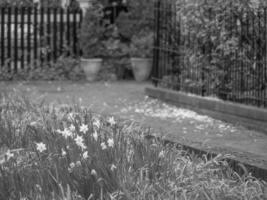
130, 58, 152, 82
80, 58, 102, 81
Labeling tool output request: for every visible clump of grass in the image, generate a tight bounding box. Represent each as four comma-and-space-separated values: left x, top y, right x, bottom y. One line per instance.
0, 91, 266, 200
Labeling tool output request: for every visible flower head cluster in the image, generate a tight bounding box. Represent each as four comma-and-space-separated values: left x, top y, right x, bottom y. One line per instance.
57, 128, 73, 139
80, 124, 88, 134
108, 116, 116, 126
36, 142, 47, 153
74, 135, 86, 150
107, 138, 114, 148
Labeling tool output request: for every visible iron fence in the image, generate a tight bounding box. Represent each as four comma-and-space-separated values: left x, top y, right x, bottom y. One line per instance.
153, 0, 267, 108
0, 6, 82, 73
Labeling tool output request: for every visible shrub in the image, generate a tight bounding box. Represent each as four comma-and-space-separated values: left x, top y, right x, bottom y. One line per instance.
169, 0, 267, 97
79, 0, 107, 58
0, 56, 85, 81
0, 92, 266, 200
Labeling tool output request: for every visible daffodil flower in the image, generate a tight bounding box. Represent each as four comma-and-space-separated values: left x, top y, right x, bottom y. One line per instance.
101, 142, 107, 150
69, 124, 76, 132
92, 130, 98, 141
91, 169, 97, 176
80, 124, 88, 134
62, 149, 67, 156
5, 150, 14, 161
36, 142, 47, 153
110, 164, 117, 171
107, 138, 114, 148
108, 116, 116, 126
82, 151, 89, 159
74, 135, 86, 150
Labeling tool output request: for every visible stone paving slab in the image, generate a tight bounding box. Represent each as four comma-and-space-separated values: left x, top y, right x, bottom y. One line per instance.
1, 81, 267, 169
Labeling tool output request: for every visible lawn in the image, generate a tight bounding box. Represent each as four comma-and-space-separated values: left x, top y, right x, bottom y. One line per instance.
0, 90, 266, 200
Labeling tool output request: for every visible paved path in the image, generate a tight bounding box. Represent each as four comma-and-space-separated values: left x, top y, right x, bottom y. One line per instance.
1, 81, 267, 169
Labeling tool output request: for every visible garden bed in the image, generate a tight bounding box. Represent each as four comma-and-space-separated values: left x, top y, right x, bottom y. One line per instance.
0, 91, 266, 200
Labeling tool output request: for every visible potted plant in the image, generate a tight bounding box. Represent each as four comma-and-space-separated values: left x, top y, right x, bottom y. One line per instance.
129, 29, 153, 81
79, 0, 106, 81
115, 0, 154, 81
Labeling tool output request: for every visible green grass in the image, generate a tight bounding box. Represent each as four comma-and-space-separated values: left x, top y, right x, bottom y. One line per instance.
0, 91, 266, 200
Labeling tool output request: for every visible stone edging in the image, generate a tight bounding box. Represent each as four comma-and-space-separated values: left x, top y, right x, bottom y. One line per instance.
145, 87, 267, 135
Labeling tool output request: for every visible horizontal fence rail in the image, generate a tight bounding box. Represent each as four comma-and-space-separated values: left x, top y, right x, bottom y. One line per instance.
153, 0, 267, 108
0, 7, 82, 75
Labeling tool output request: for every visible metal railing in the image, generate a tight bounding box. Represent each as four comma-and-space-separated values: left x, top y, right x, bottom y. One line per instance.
153, 0, 267, 108
0, 7, 82, 72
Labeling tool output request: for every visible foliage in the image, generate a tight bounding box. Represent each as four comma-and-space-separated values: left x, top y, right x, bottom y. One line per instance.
0, 92, 266, 199
0, 0, 62, 7
115, 0, 154, 58
79, 0, 107, 58
0, 56, 86, 81
167, 0, 267, 98
115, 0, 153, 40
130, 29, 154, 58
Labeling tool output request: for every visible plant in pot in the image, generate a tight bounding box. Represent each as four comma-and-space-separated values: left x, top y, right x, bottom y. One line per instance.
129, 29, 153, 82
79, 0, 106, 81
102, 25, 131, 80
115, 0, 154, 81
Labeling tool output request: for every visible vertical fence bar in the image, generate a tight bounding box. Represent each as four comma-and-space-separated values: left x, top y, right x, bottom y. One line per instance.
252, 10, 256, 106
7, 7, 11, 73
40, 7, 44, 66
265, 8, 267, 107
47, 8, 51, 63
33, 6, 38, 67
257, 9, 264, 107
27, 7, 31, 67
59, 8, 64, 56
66, 7, 70, 56
73, 9, 77, 56
234, 12, 238, 102
53, 7, 58, 61
79, 8, 83, 57
14, 7, 18, 73
240, 9, 244, 102
152, 0, 160, 86
0, 7, 5, 68
21, 7, 25, 70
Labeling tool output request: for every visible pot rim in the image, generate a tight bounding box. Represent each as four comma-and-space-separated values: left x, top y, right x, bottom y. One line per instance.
80, 58, 103, 62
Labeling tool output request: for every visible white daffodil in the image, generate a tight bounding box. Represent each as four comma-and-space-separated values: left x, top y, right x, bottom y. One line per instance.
92, 130, 98, 141
69, 124, 76, 132
70, 162, 75, 168
80, 124, 89, 134
62, 149, 67, 156
101, 142, 107, 150
5, 150, 14, 161
108, 116, 116, 126
68, 162, 75, 172
61, 128, 73, 138
107, 138, 114, 148
110, 164, 117, 171
93, 118, 101, 129
82, 151, 89, 159
158, 150, 165, 158
68, 112, 75, 121
36, 142, 47, 153
74, 135, 86, 150
91, 169, 97, 176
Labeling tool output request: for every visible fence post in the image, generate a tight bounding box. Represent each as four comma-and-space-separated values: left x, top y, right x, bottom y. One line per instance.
7, 7, 11, 73
152, 0, 161, 87
0, 7, 5, 68
14, 7, 18, 73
